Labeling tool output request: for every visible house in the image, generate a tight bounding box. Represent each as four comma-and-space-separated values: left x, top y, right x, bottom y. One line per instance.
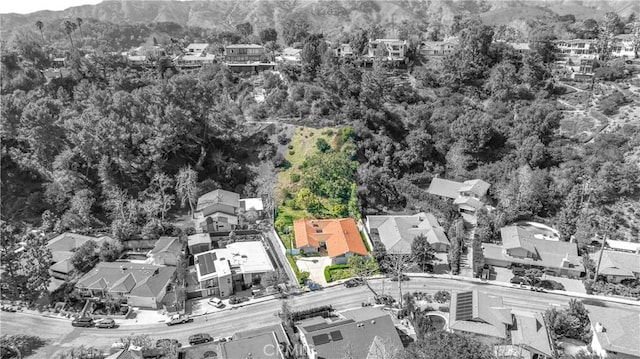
597, 250, 640, 283
366, 212, 450, 254
297, 307, 403, 359
293, 218, 369, 264
449, 291, 512, 342
366, 39, 407, 61
46, 232, 108, 280
507, 42, 531, 54
193, 241, 274, 298
586, 305, 640, 358
173, 53, 216, 69
552, 39, 597, 75
223, 44, 276, 73
277, 47, 302, 63
187, 233, 212, 255
482, 226, 584, 278
185, 43, 210, 55
605, 240, 640, 253
182, 324, 289, 359
240, 197, 265, 213
507, 310, 555, 359
419, 39, 458, 57
147, 236, 182, 266
427, 178, 491, 223
611, 34, 636, 58
76, 262, 175, 309
334, 43, 354, 58
193, 189, 240, 233
123, 45, 166, 66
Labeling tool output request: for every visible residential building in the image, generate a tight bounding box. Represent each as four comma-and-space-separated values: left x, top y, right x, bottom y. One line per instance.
182, 324, 289, 359
507, 42, 531, 54
76, 262, 175, 309
334, 43, 355, 58
483, 226, 584, 278
193, 241, 274, 298
597, 250, 640, 283
173, 53, 216, 68
587, 305, 640, 358
193, 189, 240, 233
297, 307, 403, 359
451, 291, 554, 358
223, 44, 275, 73
185, 43, 209, 55
427, 177, 491, 224
240, 197, 265, 213
47, 232, 108, 280
187, 233, 212, 255
366, 39, 407, 61
419, 38, 458, 57
552, 39, 597, 75
293, 218, 369, 264
123, 45, 166, 66
611, 34, 636, 59
277, 47, 302, 63
605, 240, 640, 253
147, 236, 182, 266
366, 212, 450, 254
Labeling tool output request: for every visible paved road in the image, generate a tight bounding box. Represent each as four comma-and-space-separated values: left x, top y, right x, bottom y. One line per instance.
3, 277, 639, 358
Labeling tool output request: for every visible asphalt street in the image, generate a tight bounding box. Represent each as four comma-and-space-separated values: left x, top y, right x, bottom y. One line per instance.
2, 277, 638, 358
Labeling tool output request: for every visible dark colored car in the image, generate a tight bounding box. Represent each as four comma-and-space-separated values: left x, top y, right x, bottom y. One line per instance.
510, 276, 526, 284
229, 296, 250, 305
390, 274, 410, 282
156, 339, 182, 348
344, 278, 364, 288
308, 282, 323, 291
512, 267, 526, 276
189, 333, 213, 346
166, 315, 192, 326
95, 318, 116, 328
71, 317, 94, 327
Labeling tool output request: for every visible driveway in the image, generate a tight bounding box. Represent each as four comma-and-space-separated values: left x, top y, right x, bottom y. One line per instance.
296, 256, 333, 286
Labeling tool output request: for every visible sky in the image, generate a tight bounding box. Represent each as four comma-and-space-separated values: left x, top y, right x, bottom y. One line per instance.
0, 0, 104, 14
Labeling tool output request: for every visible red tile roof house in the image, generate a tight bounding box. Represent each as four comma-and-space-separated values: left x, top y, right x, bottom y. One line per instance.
366, 212, 450, 254
296, 307, 404, 359
451, 291, 555, 358
76, 262, 175, 309
293, 218, 369, 265
427, 178, 491, 225
193, 189, 240, 233
46, 232, 108, 280
596, 250, 640, 284
146, 236, 182, 266
482, 226, 585, 278
586, 305, 640, 359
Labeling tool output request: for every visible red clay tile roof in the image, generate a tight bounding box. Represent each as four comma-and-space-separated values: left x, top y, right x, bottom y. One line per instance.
294, 218, 368, 258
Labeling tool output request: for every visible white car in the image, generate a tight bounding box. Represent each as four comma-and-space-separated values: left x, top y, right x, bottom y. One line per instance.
208, 297, 225, 308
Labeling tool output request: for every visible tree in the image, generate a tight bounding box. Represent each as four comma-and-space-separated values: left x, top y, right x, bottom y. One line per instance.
0, 335, 47, 358
471, 232, 485, 277
260, 269, 287, 288
597, 12, 622, 61
315, 138, 331, 153
22, 232, 52, 303
557, 185, 583, 242
0, 222, 26, 300
76, 17, 83, 38
448, 219, 464, 275
295, 187, 322, 213
348, 255, 378, 294
382, 253, 413, 308
236, 22, 253, 37
259, 28, 278, 44
484, 59, 518, 101
63, 20, 75, 49
300, 33, 327, 81
523, 268, 543, 288
71, 240, 98, 273
119, 335, 152, 349
144, 173, 175, 221
398, 331, 494, 359
282, 14, 310, 45
35, 21, 44, 42
99, 237, 124, 262
175, 165, 198, 215
411, 234, 435, 272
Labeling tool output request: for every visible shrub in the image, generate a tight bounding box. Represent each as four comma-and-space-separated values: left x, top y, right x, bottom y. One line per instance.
290, 173, 301, 182
288, 150, 295, 156
434, 290, 451, 303
315, 138, 331, 153
324, 264, 351, 283
288, 144, 294, 149
438, 306, 450, 312
278, 132, 290, 145
539, 279, 566, 291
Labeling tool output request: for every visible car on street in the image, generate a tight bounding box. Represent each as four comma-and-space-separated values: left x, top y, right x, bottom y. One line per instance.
166, 314, 191, 326
71, 317, 94, 327
208, 297, 225, 308
390, 274, 410, 282
510, 276, 526, 284
229, 296, 249, 305
344, 278, 364, 288
308, 282, 323, 291
95, 318, 116, 328
189, 333, 213, 346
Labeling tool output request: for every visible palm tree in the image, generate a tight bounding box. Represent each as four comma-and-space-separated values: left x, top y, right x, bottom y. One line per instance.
63, 20, 75, 49
35, 20, 44, 42
76, 17, 83, 38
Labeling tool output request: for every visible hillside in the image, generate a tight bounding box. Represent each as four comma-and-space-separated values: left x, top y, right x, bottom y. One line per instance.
2, 0, 639, 42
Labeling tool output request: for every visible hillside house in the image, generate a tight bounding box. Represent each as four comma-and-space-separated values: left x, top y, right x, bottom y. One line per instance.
223, 44, 275, 73
427, 178, 491, 224
147, 236, 182, 266
47, 232, 108, 280
483, 226, 584, 278
597, 250, 640, 283
193, 189, 240, 233
587, 305, 640, 358
419, 39, 458, 57
366, 39, 407, 61
366, 212, 450, 254
334, 43, 355, 58
293, 218, 369, 264
193, 241, 274, 298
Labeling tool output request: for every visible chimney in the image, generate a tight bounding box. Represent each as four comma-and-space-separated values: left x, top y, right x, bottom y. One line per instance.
594, 322, 605, 333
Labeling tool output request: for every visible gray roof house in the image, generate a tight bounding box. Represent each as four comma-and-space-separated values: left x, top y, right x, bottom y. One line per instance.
366, 212, 450, 253
427, 178, 491, 224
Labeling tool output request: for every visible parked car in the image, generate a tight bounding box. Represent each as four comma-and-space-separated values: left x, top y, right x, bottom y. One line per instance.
71, 317, 93, 327
344, 278, 364, 288
208, 297, 225, 308
512, 266, 526, 276
166, 314, 191, 326
95, 318, 116, 328
390, 274, 410, 282
189, 333, 213, 346
156, 339, 181, 348
510, 276, 526, 284
308, 282, 323, 291
229, 296, 249, 305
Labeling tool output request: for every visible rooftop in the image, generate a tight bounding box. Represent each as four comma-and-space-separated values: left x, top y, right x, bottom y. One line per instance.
511, 310, 554, 358
294, 218, 368, 258
240, 197, 264, 212
427, 178, 464, 199
197, 189, 240, 211
598, 250, 640, 277
367, 213, 449, 254
148, 236, 182, 256
225, 44, 264, 49
187, 233, 211, 246
586, 305, 640, 357
221, 332, 284, 359
605, 240, 640, 253
76, 262, 175, 298
194, 241, 274, 281
449, 291, 512, 339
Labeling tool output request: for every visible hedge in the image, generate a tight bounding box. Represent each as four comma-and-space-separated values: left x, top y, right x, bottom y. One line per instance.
324, 264, 351, 283
286, 254, 309, 285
